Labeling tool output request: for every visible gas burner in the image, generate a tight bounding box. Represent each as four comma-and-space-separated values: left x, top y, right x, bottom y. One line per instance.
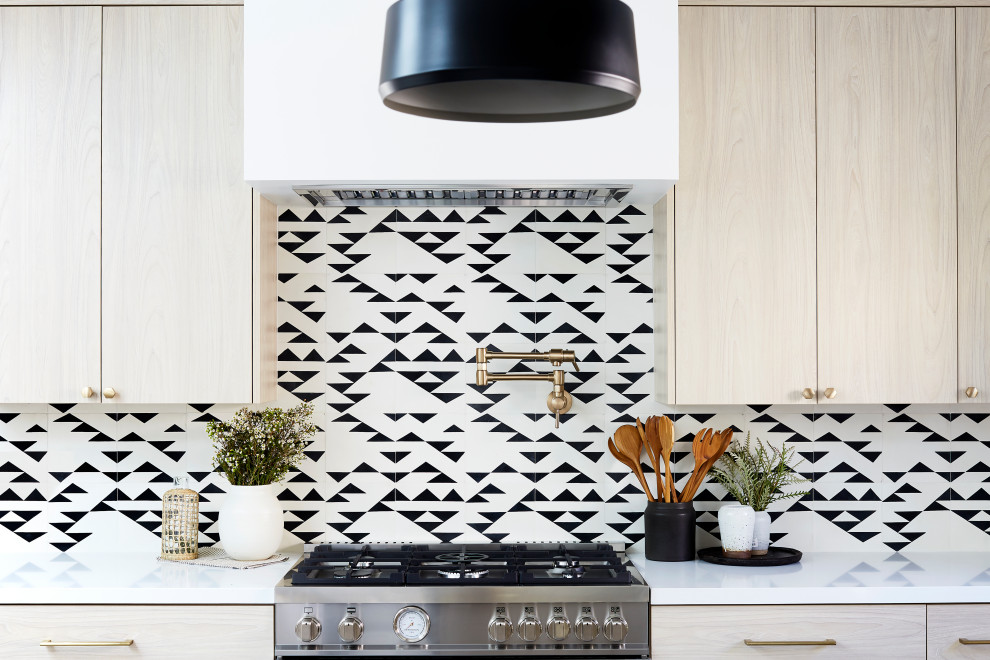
333, 567, 378, 579
553, 555, 579, 568
437, 566, 490, 579
552, 566, 586, 579
435, 552, 489, 563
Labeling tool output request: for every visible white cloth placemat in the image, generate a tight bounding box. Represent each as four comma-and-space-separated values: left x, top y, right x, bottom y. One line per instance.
157, 546, 291, 570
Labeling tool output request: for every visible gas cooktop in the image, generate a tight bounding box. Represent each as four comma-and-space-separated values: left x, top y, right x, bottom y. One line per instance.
275, 543, 649, 659
288, 542, 636, 587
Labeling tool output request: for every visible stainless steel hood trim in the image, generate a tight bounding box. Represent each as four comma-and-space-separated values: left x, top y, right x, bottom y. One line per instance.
293, 186, 632, 208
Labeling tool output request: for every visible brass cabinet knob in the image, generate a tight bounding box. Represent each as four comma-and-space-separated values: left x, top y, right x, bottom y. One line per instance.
824, 387, 837, 399
81, 387, 94, 398
966, 387, 979, 399
801, 388, 814, 400
102, 387, 117, 399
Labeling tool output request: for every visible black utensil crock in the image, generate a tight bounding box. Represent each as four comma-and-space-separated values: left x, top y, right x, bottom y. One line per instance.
644, 501, 696, 562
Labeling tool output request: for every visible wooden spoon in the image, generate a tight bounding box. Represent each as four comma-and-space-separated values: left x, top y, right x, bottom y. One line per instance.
659, 416, 676, 503
608, 436, 655, 502
613, 425, 656, 502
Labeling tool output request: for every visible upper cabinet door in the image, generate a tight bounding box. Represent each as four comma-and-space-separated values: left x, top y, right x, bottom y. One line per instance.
817, 8, 956, 405
675, 7, 817, 404
0, 8, 102, 404
957, 9, 990, 405
102, 7, 252, 404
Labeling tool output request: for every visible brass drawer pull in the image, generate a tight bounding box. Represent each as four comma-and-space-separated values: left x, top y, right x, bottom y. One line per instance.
745, 639, 836, 646
40, 639, 133, 647
960, 639, 990, 645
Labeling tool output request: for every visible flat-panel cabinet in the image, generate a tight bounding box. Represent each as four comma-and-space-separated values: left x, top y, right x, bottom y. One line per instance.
956, 8, 990, 405
815, 7, 957, 405
0, 8, 102, 404
928, 604, 990, 659
0, 6, 275, 405
0, 605, 272, 659
651, 604, 926, 659
102, 6, 257, 404
666, 7, 961, 406
675, 7, 817, 404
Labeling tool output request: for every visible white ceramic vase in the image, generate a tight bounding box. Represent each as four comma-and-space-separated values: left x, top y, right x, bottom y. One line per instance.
718, 504, 755, 559
219, 483, 284, 560
752, 510, 771, 555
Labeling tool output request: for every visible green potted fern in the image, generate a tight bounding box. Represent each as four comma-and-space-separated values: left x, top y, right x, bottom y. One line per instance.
710, 433, 810, 556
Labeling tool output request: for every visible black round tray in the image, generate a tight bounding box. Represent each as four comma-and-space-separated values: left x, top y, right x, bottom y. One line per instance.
697, 546, 802, 567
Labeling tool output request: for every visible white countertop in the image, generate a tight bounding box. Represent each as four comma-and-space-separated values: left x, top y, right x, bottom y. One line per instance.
0, 547, 302, 604
626, 543, 990, 604
3, 544, 988, 606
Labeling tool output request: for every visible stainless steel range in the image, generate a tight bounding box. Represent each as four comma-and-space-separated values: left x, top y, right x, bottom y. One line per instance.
275, 543, 650, 659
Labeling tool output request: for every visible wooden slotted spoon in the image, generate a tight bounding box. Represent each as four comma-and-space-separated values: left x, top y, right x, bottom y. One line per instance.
613, 425, 656, 502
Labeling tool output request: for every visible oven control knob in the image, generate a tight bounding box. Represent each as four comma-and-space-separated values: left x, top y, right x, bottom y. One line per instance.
517, 616, 543, 642
488, 616, 513, 644
295, 615, 323, 643
547, 614, 571, 641
338, 613, 364, 643
575, 616, 600, 642
603, 616, 629, 642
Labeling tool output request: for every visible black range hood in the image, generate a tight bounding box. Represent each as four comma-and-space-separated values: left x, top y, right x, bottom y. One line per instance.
379, 0, 641, 123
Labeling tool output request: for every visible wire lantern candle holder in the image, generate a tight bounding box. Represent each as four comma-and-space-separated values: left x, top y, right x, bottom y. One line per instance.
161, 476, 199, 560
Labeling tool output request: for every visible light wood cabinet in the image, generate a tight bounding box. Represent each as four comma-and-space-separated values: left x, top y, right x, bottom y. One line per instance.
0, 7, 102, 404
674, 7, 817, 404
666, 7, 961, 405
928, 605, 990, 659
651, 604, 926, 659
0, 605, 272, 659
0, 5, 276, 404
956, 8, 990, 405
815, 7, 957, 404
102, 6, 272, 404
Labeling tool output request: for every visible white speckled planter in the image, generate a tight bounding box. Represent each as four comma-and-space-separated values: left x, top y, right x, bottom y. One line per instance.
752, 510, 771, 555
718, 504, 755, 559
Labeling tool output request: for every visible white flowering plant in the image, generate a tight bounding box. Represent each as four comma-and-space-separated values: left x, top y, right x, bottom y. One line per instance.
207, 402, 317, 486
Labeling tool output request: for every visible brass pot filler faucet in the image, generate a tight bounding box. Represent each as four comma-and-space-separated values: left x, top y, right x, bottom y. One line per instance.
475, 348, 580, 428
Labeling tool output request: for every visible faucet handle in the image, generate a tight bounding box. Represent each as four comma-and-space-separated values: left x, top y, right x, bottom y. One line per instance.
548, 349, 579, 371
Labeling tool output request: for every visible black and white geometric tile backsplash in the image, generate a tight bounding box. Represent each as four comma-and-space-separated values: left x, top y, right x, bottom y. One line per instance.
1, 204, 990, 554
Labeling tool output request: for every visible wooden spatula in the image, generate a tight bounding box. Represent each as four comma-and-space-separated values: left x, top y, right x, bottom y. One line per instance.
659, 416, 676, 503
637, 417, 661, 489
613, 425, 656, 502
681, 428, 715, 502
644, 416, 665, 499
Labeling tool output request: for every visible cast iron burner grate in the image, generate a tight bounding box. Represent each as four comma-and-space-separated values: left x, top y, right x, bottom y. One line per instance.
288, 542, 634, 586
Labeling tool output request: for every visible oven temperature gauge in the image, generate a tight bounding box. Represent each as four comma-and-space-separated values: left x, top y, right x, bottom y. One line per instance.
393, 606, 431, 643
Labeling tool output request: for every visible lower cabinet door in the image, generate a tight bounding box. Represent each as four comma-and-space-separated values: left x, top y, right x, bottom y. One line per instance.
0, 605, 272, 659
928, 605, 990, 659
651, 604, 925, 659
